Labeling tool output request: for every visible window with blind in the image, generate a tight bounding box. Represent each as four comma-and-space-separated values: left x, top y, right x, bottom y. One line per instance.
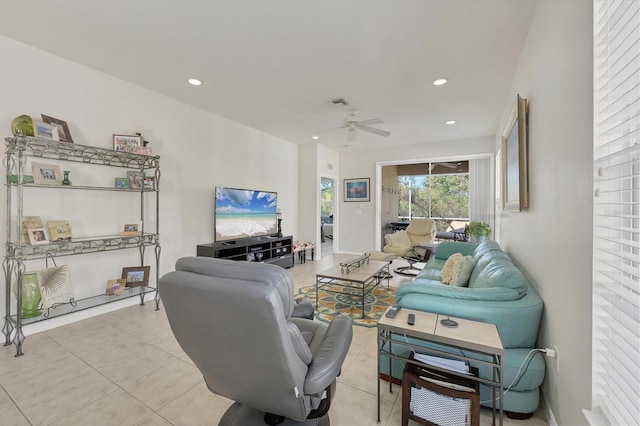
592, 1, 640, 425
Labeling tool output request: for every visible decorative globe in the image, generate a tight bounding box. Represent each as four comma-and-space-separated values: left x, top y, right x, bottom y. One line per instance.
11, 115, 34, 137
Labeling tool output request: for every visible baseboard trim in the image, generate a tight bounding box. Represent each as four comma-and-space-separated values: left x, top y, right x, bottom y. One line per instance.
541, 387, 558, 426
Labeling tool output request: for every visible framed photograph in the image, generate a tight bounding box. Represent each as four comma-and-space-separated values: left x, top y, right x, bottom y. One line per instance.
344, 177, 371, 202
105, 279, 126, 296
22, 216, 43, 243
115, 177, 129, 189
143, 176, 156, 190
41, 115, 73, 143
28, 227, 49, 245
120, 221, 142, 236
121, 266, 150, 288
501, 94, 529, 212
127, 170, 145, 189
32, 162, 63, 185
47, 220, 72, 241
113, 134, 143, 153
32, 120, 60, 141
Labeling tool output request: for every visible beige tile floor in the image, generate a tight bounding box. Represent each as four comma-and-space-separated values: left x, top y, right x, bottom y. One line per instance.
0, 253, 548, 425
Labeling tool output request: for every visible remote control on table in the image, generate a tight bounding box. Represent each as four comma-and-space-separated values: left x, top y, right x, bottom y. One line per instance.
407, 313, 415, 325
385, 304, 401, 318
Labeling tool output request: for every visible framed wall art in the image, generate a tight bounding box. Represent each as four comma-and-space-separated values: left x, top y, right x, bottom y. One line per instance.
501, 94, 529, 212
32, 162, 63, 185
121, 266, 150, 288
344, 178, 370, 202
41, 115, 73, 143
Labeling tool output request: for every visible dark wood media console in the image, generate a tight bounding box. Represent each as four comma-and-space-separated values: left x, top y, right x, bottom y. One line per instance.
197, 236, 294, 269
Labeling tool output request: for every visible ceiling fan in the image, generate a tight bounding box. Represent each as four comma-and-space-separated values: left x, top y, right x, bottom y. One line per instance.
321, 109, 391, 143
430, 162, 460, 171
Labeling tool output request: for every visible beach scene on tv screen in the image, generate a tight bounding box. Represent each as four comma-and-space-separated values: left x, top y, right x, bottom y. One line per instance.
216, 188, 277, 241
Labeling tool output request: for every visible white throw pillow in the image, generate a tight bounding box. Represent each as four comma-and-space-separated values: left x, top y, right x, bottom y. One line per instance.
449, 256, 476, 287
440, 253, 463, 284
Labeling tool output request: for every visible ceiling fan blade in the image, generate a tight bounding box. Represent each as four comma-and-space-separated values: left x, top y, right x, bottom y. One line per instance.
357, 118, 384, 126
347, 127, 356, 142
359, 125, 390, 137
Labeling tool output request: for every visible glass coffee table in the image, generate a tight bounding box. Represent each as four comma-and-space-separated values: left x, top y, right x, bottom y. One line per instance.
315, 255, 390, 319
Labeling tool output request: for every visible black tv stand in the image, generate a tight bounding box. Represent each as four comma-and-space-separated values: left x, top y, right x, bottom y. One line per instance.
197, 236, 294, 269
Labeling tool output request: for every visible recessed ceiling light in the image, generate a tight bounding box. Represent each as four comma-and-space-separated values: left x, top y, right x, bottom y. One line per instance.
446, 120, 456, 125
188, 78, 202, 86
311, 135, 319, 140
433, 78, 448, 86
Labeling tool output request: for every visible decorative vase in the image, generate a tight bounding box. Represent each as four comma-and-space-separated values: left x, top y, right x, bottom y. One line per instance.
12, 273, 42, 319
277, 218, 283, 238
62, 170, 72, 186
11, 115, 34, 137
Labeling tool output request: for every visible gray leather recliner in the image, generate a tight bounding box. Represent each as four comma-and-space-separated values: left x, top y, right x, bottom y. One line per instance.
160, 257, 353, 426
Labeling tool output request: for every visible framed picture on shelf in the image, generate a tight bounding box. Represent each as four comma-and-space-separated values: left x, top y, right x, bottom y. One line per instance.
120, 221, 142, 236
41, 115, 73, 143
47, 220, 72, 241
143, 176, 156, 190
22, 216, 43, 243
32, 162, 63, 185
105, 279, 126, 296
32, 120, 60, 141
113, 134, 143, 153
121, 266, 150, 288
127, 170, 144, 189
28, 228, 49, 245
115, 177, 129, 189
344, 177, 370, 202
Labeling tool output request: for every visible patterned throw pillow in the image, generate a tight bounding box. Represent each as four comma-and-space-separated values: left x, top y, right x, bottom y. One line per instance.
440, 254, 475, 286
449, 256, 476, 287
440, 253, 463, 284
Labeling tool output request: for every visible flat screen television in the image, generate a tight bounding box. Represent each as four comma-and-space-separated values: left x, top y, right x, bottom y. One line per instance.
214, 187, 278, 243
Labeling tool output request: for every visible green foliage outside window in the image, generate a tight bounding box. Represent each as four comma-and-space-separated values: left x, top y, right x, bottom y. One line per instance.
398, 174, 469, 231
321, 180, 334, 218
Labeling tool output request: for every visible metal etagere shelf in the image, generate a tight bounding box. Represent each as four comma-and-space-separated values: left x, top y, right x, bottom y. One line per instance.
3, 135, 161, 356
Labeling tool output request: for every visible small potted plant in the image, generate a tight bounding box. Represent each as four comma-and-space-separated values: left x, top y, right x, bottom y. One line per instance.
469, 221, 491, 242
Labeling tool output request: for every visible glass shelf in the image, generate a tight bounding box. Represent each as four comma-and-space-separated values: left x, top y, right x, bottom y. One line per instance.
6, 183, 158, 192
8, 286, 157, 326
6, 234, 160, 260
5, 135, 159, 169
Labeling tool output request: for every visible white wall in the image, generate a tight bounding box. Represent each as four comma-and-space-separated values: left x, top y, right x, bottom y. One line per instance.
337, 137, 493, 254
0, 36, 299, 330
494, 1, 593, 424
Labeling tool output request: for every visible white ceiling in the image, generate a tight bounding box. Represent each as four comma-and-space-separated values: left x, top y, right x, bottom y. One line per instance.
0, 0, 537, 150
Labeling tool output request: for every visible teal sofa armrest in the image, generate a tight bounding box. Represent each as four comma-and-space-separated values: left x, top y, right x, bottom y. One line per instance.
398, 282, 522, 302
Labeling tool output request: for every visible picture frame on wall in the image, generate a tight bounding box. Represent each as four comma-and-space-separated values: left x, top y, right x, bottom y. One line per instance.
113, 134, 143, 153
344, 177, 370, 202
32, 120, 60, 141
32, 162, 63, 185
41, 115, 73, 143
501, 94, 529, 212
121, 266, 150, 288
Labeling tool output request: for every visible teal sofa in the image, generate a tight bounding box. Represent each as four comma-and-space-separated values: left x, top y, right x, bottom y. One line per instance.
383, 241, 545, 417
